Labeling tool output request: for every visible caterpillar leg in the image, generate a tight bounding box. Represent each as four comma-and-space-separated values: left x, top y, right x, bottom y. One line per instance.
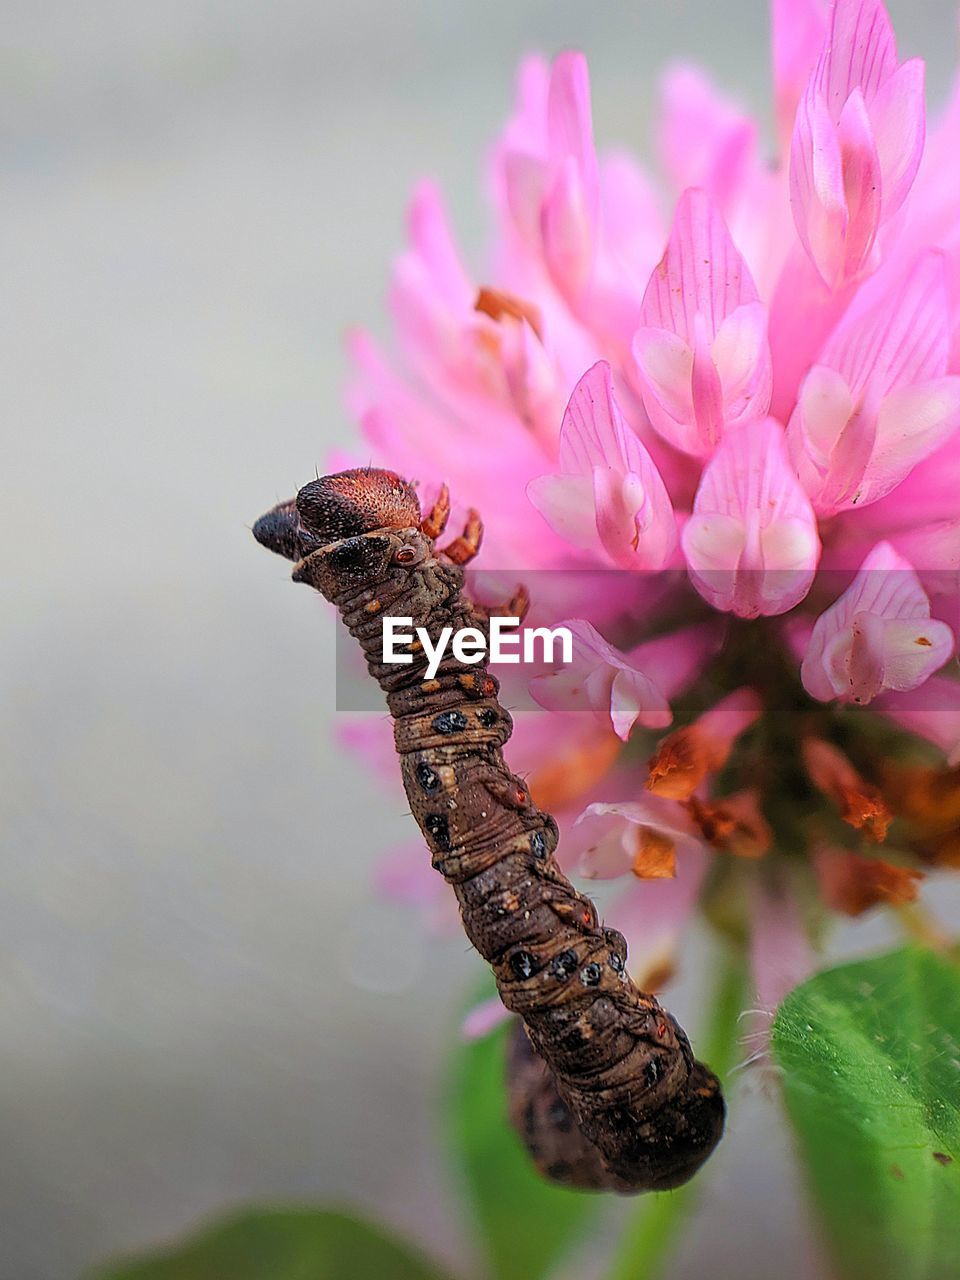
420, 483, 450, 540
470, 584, 531, 630
442, 509, 484, 565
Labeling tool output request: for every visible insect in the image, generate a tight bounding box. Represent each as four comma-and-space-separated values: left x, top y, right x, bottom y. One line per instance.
253, 467, 724, 1192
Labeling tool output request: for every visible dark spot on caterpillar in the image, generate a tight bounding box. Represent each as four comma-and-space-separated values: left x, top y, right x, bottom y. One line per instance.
327, 538, 374, 572
255, 467, 725, 1197
509, 950, 537, 980
433, 709, 468, 735
604, 928, 627, 972
523, 1100, 537, 1137
548, 1098, 573, 1132
933, 1151, 953, 1166
551, 950, 579, 982
415, 762, 441, 793
424, 813, 451, 851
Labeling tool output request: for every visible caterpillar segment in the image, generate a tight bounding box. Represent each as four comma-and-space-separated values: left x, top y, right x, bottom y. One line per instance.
253, 466, 725, 1193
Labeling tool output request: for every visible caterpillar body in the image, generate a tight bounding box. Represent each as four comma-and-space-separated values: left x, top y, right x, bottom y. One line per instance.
253, 467, 724, 1193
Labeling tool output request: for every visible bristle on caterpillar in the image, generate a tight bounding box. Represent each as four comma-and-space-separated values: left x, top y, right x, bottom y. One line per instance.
253, 466, 724, 1193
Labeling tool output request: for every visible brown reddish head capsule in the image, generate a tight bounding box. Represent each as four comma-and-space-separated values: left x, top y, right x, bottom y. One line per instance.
253, 468, 422, 562
297, 468, 421, 542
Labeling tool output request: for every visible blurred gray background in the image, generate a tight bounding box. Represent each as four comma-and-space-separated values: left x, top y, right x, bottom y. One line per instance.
1, 3, 957, 1278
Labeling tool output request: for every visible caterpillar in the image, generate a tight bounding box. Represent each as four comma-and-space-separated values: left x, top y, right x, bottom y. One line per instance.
253, 467, 724, 1193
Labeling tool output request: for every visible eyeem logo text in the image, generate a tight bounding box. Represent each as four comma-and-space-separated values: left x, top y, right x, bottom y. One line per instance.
382, 617, 573, 680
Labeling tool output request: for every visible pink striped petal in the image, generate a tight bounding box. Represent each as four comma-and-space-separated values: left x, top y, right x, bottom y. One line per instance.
682, 419, 821, 617
869, 58, 926, 217
801, 542, 955, 703
789, 0, 925, 288
634, 189, 770, 456
790, 87, 848, 288
530, 619, 672, 740
788, 253, 960, 511
835, 89, 882, 279
823, 251, 952, 393
820, 0, 898, 114
528, 361, 676, 568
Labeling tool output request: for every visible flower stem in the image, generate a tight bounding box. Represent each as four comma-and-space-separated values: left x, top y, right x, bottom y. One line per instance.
603, 945, 747, 1280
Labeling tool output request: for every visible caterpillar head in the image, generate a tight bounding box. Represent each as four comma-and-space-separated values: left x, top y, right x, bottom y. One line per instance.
253, 468, 427, 594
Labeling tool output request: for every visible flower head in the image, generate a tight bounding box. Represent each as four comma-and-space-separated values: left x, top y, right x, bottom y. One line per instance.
349, 0, 960, 1010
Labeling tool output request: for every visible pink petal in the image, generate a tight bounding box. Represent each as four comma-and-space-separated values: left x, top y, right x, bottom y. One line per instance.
656, 63, 757, 210
632, 327, 695, 431
610, 666, 672, 738
870, 379, 960, 498
875, 675, 960, 763
789, 253, 959, 511
635, 189, 769, 456
556, 359, 630, 473
640, 188, 760, 340
336, 713, 398, 781
374, 841, 444, 909
750, 877, 815, 1014
869, 59, 926, 217
530, 362, 676, 569
525, 473, 600, 554
406, 181, 472, 309
823, 251, 952, 395
575, 799, 706, 880
818, 0, 899, 115
790, 86, 848, 288
802, 542, 955, 703
789, 0, 925, 287
529, 619, 672, 740
835, 88, 882, 280
501, 149, 548, 246
547, 52, 598, 205
625, 622, 724, 701
712, 302, 770, 408
597, 150, 664, 286
682, 418, 821, 617
542, 155, 594, 301
602, 844, 709, 980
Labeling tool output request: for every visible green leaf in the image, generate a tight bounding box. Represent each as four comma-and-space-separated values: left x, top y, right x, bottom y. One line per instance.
449, 998, 599, 1280
86, 1208, 455, 1280
772, 945, 960, 1280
